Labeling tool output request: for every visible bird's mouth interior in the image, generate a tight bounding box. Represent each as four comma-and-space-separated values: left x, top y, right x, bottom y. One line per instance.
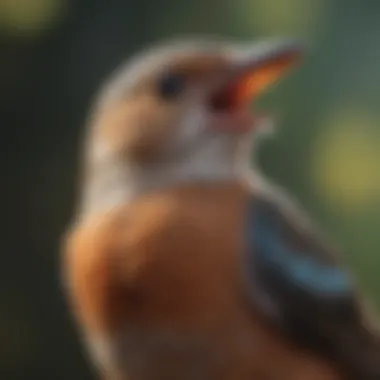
208, 46, 302, 114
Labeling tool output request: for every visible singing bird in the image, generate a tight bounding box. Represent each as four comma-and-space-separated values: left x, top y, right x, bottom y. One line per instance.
63, 38, 380, 380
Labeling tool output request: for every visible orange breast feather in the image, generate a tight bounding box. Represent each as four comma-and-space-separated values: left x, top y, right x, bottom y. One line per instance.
63, 183, 342, 380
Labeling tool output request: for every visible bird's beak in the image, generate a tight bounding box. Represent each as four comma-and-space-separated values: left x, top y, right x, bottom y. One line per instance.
210, 39, 304, 111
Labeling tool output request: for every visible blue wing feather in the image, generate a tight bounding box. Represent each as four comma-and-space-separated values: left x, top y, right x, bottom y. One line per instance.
243, 195, 380, 379
246, 198, 352, 298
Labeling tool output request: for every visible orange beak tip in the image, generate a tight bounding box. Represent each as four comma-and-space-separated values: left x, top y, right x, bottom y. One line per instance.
231, 41, 305, 105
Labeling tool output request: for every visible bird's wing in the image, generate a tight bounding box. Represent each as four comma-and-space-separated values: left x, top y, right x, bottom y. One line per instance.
243, 189, 380, 379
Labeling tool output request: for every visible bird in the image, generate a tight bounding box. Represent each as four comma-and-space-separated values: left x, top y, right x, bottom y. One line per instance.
62, 37, 380, 380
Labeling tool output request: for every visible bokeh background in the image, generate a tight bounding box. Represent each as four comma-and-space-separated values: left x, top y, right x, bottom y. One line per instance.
2, 0, 380, 378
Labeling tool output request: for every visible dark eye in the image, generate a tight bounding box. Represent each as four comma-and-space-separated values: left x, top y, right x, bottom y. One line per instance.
157, 72, 186, 99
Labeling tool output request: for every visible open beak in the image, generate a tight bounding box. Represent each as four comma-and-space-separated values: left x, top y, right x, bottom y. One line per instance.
210, 39, 304, 111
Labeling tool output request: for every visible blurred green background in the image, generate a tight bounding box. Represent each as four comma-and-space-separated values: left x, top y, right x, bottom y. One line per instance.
1, 0, 380, 378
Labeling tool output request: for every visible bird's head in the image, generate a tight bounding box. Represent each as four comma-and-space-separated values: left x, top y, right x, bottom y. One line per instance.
81, 38, 303, 215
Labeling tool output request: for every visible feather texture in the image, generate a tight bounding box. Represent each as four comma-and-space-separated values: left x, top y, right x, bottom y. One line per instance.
244, 192, 380, 379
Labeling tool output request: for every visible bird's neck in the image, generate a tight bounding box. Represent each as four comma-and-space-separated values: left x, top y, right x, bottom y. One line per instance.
78, 152, 246, 221
75, 129, 266, 222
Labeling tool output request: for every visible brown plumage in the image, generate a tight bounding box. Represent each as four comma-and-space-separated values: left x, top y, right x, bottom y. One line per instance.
64, 184, 343, 380
62, 38, 380, 380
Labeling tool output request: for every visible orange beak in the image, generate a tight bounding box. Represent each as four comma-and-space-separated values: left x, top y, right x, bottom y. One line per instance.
210, 40, 304, 111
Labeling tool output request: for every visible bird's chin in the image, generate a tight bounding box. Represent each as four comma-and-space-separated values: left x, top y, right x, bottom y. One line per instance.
208, 108, 269, 135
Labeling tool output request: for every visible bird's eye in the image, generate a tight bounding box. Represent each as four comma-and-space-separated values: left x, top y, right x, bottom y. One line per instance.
157, 72, 186, 99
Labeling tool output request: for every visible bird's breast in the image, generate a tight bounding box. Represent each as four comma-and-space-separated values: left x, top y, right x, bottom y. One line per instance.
64, 183, 250, 378
63, 183, 342, 380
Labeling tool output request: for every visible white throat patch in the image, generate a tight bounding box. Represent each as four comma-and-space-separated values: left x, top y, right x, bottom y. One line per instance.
79, 133, 239, 220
